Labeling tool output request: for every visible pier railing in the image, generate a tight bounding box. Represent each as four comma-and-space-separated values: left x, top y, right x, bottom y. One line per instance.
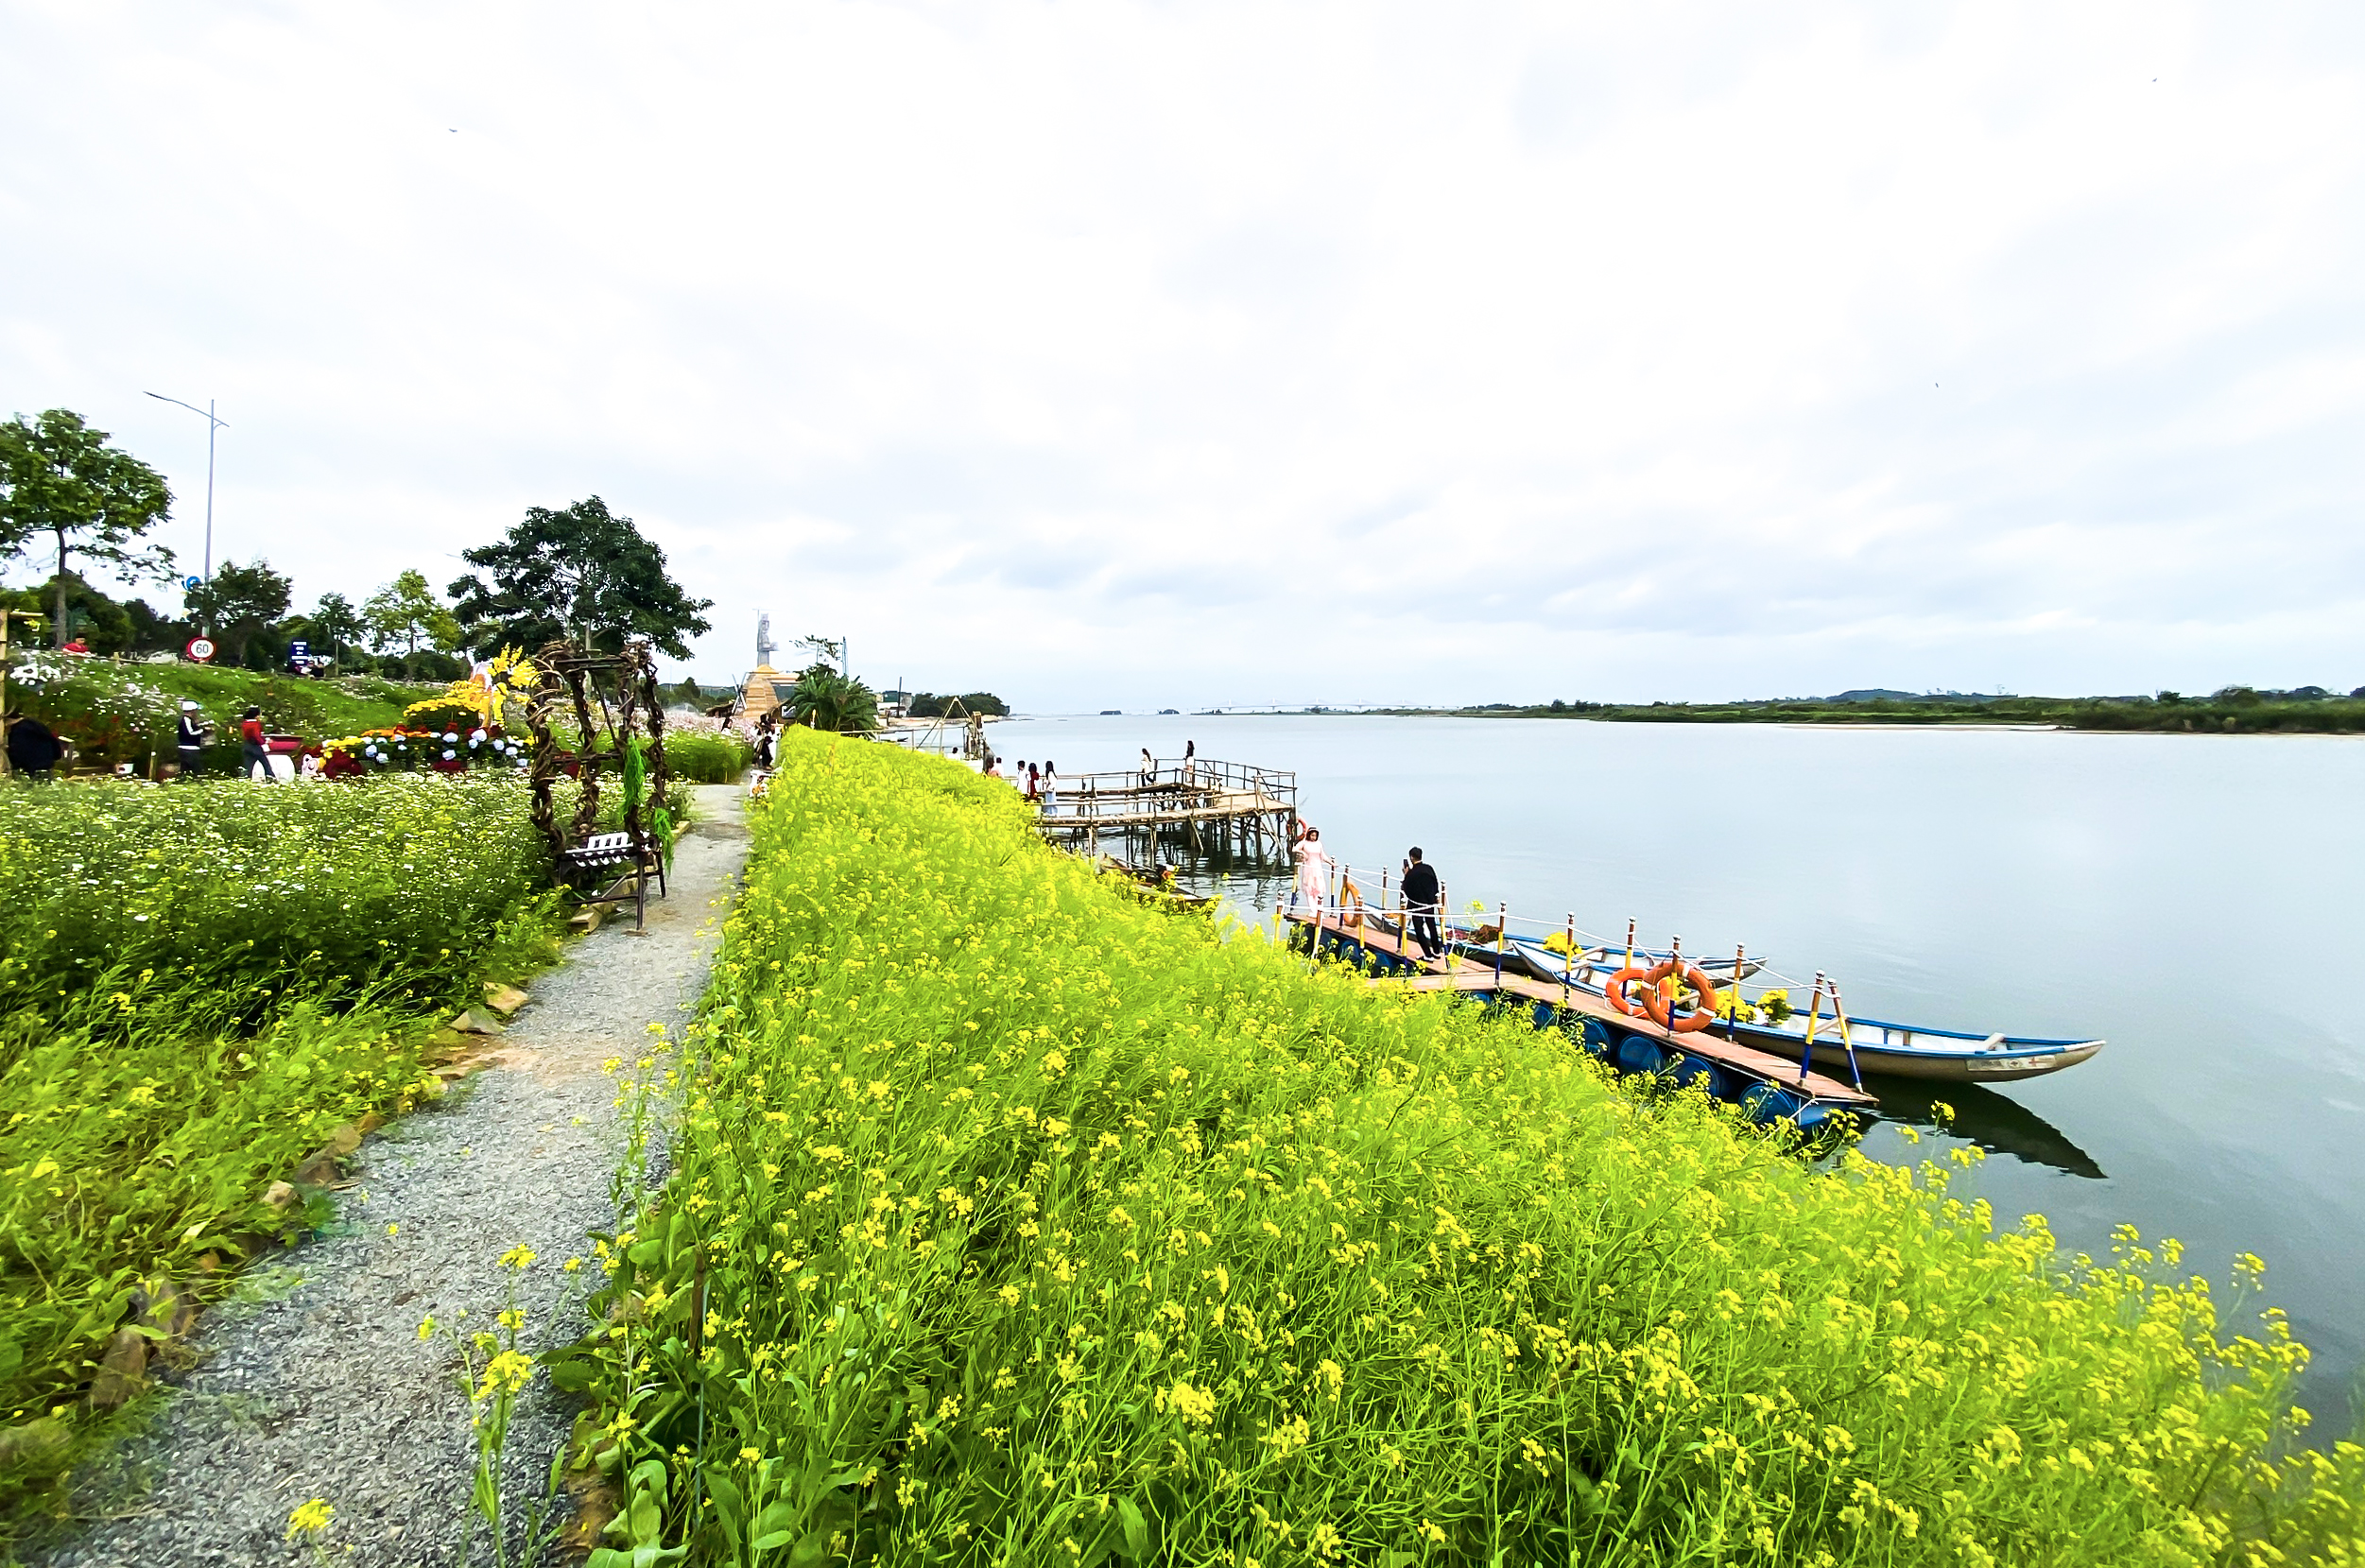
1031, 758, 1295, 825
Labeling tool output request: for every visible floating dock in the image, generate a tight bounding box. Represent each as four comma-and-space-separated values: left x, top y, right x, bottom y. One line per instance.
1287, 908, 1876, 1122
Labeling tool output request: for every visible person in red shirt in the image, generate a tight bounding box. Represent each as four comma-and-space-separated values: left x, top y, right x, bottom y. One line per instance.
239, 706, 275, 783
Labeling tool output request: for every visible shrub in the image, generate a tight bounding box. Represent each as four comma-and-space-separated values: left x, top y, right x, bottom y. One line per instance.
665, 731, 751, 784
0, 773, 551, 1015
569, 733, 2365, 1565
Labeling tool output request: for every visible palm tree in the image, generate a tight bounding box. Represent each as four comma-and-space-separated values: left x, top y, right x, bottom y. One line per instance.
786, 663, 879, 732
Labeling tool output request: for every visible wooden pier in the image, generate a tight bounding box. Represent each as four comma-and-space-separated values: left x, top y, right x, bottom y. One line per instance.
1288, 908, 1876, 1112
1033, 759, 1297, 863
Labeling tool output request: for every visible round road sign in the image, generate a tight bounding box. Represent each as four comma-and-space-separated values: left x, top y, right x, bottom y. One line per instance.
185, 636, 216, 663
184, 575, 201, 592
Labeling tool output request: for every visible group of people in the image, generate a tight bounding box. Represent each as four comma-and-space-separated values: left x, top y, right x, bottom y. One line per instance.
1293, 823, 1444, 958
173, 702, 279, 783
985, 755, 1061, 809
5, 701, 278, 784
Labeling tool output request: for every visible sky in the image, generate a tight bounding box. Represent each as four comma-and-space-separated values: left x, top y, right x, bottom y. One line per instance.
4, 0, 2363, 710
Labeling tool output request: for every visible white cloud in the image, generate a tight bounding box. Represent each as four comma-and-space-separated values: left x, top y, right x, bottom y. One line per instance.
4, 0, 2362, 706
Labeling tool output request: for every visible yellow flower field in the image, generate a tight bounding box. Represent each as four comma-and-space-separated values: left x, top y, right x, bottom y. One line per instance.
573, 730, 2364, 1566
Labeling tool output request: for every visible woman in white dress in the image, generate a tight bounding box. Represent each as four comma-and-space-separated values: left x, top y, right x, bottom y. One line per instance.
1042, 761, 1060, 815
1292, 824, 1333, 920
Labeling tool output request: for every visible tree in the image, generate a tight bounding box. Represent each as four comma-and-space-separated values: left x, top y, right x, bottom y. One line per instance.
786, 663, 879, 732
448, 495, 713, 659
0, 408, 175, 646
4, 575, 132, 654
183, 559, 291, 666
311, 591, 364, 663
123, 597, 187, 653
361, 569, 461, 655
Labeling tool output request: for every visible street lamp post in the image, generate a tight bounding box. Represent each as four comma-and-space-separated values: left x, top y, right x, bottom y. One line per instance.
144, 392, 227, 585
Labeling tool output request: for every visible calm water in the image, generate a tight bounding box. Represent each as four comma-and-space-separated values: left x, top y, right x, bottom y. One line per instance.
988, 713, 2365, 1430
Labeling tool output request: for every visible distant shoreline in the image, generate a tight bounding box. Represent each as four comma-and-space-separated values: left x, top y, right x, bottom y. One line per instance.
1009, 702, 2365, 736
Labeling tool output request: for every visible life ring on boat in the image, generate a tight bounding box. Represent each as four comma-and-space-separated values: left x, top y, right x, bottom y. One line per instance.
1605, 965, 1654, 1017
1339, 879, 1364, 931
1641, 960, 1718, 1034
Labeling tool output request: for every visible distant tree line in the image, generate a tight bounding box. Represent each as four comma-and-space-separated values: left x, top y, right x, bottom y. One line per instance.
1417, 687, 2365, 734
906, 691, 1009, 718
2, 406, 713, 678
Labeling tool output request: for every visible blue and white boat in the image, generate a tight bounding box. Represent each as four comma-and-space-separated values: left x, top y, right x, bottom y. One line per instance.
1489, 938, 2105, 1085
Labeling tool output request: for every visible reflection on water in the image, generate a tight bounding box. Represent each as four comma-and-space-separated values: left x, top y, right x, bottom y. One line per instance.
1870, 1080, 2109, 1181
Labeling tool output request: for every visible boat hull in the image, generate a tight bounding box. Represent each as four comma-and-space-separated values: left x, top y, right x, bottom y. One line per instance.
1799, 1036, 2105, 1083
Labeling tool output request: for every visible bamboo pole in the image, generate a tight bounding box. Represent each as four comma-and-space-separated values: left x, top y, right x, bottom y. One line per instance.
1564, 912, 1577, 1022
1826, 978, 1866, 1092
1798, 972, 1826, 1088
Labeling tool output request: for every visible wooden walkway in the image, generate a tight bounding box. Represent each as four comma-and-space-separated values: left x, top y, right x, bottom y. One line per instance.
1295, 910, 1875, 1109
1039, 786, 1294, 833
1032, 758, 1298, 862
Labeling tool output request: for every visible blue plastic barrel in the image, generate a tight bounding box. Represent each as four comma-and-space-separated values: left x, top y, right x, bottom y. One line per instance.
1669, 1053, 1726, 1099
1614, 1034, 1668, 1076
1741, 1082, 1823, 1125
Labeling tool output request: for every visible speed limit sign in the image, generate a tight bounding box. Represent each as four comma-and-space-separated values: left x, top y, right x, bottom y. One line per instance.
185, 636, 216, 663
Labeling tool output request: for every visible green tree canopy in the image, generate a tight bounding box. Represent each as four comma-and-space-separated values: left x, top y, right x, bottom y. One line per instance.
362, 569, 460, 655
786, 663, 879, 733
0, 409, 176, 647
2, 576, 131, 655
310, 591, 364, 658
448, 495, 713, 659
123, 596, 186, 653
183, 558, 291, 666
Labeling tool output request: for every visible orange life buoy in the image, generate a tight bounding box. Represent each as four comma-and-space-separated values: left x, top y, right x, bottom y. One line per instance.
1606, 965, 1653, 1017
1339, 879, 1364, 931
1641, 959, 1718, 1033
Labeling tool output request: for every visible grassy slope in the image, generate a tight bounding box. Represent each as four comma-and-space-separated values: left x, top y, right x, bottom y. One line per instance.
573, 732, 2364, 1566
5, 656, 438, 769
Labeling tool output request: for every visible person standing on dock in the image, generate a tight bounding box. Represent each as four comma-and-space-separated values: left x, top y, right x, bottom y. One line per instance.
1026, 761, 1041, 802
1042, 761, 1059, 815
1401, 846, 1441, 958
1292, 824, 1333, 921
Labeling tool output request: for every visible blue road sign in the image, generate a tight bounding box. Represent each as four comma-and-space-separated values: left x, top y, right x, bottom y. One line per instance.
184, 576, 201, 592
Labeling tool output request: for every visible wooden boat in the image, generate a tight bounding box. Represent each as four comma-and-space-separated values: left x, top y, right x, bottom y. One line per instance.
1489, 937, 2104, 1086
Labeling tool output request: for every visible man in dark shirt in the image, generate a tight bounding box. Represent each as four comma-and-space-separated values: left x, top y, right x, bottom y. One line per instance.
176, 700, 211, 780
5, 711, 64, 781
1400, 846, 1441, 959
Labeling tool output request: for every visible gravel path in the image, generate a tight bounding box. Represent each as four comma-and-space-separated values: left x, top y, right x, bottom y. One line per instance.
37, 783, 749, 1568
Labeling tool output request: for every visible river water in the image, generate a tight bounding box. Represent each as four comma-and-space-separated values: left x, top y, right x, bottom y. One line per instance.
984, 713, 2365, 1431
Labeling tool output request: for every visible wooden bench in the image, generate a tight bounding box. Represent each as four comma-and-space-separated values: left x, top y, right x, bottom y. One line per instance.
562, 830, 667, 932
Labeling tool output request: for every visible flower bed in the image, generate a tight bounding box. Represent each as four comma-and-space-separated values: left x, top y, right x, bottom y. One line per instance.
0, 773, 551, 1014
567, 731, 2363, 1566
319, 723, 530, 776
